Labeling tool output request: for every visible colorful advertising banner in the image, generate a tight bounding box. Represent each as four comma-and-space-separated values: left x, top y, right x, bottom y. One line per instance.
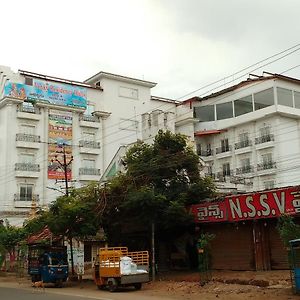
48, 110, 73, 180
190, 186, 300, 223
4, 80, 87, 108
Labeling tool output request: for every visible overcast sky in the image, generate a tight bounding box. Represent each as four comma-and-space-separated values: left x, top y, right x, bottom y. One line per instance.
1, 0, 300, 100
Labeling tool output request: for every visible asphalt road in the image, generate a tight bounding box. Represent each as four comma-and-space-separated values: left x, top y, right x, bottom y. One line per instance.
0, 285, 176, 300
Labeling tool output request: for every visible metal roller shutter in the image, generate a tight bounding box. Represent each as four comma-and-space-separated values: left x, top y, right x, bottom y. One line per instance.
206, 222, 255, 270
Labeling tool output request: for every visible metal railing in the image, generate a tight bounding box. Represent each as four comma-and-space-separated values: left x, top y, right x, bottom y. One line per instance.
216, 145, 232, 154
14, 193, 40, 201
15, 163, 40, 172
236, 166, 254, 175
79, 167, 101, 176
235, 140, 252, 150
16, 133, 41, 143
79, 140, 100, 149
17, 104, 40, 114
204, 173, 215, 179
257, 161, 276, 171
198, 149, 214, 157
255, 134, 274, 145
79, 114, 100, 123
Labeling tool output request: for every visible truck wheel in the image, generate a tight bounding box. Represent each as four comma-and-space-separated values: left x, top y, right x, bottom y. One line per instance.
134, 283, 142, 290
97, 285, 105, 290
108, 283, 117, 292
55, 280, 63, 288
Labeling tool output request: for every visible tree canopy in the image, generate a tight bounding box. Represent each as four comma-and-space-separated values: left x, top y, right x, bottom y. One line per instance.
101, 130, 215, 244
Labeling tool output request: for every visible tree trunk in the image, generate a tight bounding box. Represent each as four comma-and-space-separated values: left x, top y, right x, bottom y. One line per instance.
151, 222, 155, 281
69, 237, 75, 275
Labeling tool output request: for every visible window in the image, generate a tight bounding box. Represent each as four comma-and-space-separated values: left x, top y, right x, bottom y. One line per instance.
19, 184, 33, 201
222, 163, 231, 176
206, 143, 212, 156
239, 132, 249, 147
221, 138, 229, 152
20, 153, 34, 163
83, 159, 95, 169
196, 144, 202, 155
277, 87, 293, 107
194, 105, 215, 121
262, 153, 273, 165
216, 102, 233, 120
21, 124, 35, 135
259, 126, 273, 143
295, 91, 300, 109
241, 158, 251, 172
254, 88, 274, 110
264, 180, 275, 190
234, 95, 253, 116
82, 132, 95, 141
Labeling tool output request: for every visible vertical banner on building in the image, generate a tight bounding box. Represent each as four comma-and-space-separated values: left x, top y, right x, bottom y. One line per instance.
48, 110, 73, 179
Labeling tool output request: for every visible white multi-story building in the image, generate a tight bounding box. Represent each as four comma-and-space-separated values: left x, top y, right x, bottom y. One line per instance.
176, 72, 300, 193
0, 66, 176, 225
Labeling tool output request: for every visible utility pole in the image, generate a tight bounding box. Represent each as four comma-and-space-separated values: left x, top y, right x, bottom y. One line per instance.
52, 144, 75, 276
54, 145, 73, 196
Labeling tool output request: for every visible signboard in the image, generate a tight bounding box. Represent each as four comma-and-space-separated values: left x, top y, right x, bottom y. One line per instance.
67, 244, 84, 275
190, 186, 300, 223
4, 80, 87, 108
48, 110, 72, 179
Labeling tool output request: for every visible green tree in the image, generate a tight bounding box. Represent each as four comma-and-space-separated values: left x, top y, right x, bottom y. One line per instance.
101, 130, 216, 277
277, 214, 300, 247
46, 183, 101, 274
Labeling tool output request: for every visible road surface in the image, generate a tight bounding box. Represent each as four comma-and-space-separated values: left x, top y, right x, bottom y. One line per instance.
0, 282, 176, 300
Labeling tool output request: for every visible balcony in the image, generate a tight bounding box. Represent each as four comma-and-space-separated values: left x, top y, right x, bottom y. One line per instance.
257, 161, 276, 171
216, 171, 233, 182
15, 163, 40, 178
79, 140, 101, 155
16, 133, 41, 149
204, 173, 215, 179
17, 104, 41, 120
79, 167, 101, 181
198, 149, 214, 157
215, 145, 232, 159
14, 193, 40, 208
234, 140, 253, 155
216, 145, 232, 154
236, 166, 254, 175
79, 114, 101, 128
255, 134, 275, 150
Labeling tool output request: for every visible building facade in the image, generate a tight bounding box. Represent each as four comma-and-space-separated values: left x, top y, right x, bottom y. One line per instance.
176, 73, 300, 193
0, 66, 176, 225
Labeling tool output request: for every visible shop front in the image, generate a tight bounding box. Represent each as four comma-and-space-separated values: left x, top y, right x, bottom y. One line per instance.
190, 186, 300, 270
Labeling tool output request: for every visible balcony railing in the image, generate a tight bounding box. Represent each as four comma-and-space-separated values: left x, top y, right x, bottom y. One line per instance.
255, 134, 274, 145
257, 161, 276, 171
79, 140, 100, 149
216, 171, 232, 181
15, 163, 40, 172
236, 166, 254, 175
17, 104, 40, 114
14, 193, 40, 201
198, 149, 214, 157
79, 167, 101, 176
16, 133, 41, 143
204, 173, 215, 179
80, 114, 100, 123
235, 140, 252, 150
216, 145, 232, 154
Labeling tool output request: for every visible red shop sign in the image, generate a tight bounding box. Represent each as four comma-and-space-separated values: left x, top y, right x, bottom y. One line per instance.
191, 186, 300, 223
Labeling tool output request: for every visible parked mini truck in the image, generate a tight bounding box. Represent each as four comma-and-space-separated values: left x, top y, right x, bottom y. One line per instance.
93, 247, 149, 292
28, 244, 68, 287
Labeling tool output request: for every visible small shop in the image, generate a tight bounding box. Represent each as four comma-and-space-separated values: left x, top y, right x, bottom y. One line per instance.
190, 186, 300, 270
